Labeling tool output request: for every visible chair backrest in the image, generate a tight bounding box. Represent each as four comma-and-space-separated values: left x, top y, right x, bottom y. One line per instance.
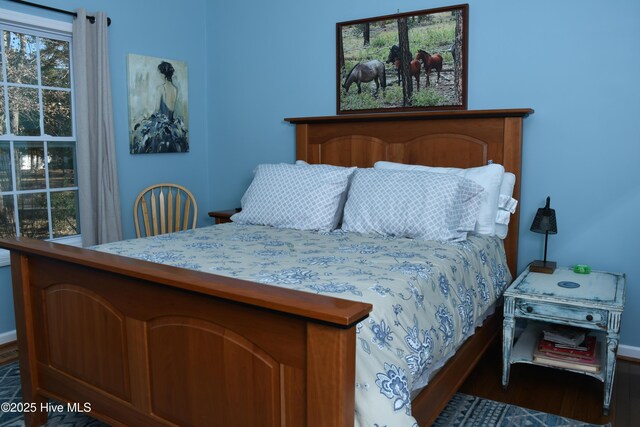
134, 183, 198, 238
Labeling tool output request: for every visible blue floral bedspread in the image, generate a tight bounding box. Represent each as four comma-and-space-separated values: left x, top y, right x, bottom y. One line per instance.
94, 223, 511, 427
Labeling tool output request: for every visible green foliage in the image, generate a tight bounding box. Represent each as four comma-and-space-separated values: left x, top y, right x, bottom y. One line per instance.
339, 80, 450, 111
340, 86, 387, 111
412, 88, 449, 107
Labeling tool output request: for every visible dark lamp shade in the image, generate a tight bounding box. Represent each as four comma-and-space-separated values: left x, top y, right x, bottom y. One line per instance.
530, 196, 557, 234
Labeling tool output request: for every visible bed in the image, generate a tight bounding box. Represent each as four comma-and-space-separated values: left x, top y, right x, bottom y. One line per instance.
1, 108, 532, 427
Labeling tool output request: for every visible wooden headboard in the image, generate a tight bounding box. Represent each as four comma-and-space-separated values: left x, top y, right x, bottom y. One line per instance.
285, 109, 533, 276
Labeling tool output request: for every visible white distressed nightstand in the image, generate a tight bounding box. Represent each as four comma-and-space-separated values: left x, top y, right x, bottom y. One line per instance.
502, 266, 625, 414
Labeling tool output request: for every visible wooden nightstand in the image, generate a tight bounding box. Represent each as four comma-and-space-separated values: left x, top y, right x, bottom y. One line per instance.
502, 266, 625, 414
208, 208, 240, 224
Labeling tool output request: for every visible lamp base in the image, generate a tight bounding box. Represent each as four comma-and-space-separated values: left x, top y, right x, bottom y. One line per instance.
529, 260, 557, 274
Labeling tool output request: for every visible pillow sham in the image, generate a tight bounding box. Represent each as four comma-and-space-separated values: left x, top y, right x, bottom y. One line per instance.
374, 161, 505, 236
232, 163, 354, 231
498, 172, 517, 212
341, 169, 484, 242
495, 172, 517, 239
294, 160, 354, 228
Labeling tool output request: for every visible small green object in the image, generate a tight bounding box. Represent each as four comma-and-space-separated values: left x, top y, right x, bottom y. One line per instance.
573, 264, 591, 274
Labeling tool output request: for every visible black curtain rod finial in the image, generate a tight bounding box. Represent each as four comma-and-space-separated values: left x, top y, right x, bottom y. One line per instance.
86, 15, 112, 26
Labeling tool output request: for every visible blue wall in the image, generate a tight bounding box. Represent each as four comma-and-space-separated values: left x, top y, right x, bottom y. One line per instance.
1, 0, 639, 350
207, 0, 640, 347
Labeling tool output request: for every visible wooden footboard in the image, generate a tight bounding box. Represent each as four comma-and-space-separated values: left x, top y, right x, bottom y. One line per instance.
3, 238, 371, 427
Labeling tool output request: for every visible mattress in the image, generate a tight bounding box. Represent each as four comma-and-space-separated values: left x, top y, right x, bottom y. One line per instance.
95, 223, 511, 427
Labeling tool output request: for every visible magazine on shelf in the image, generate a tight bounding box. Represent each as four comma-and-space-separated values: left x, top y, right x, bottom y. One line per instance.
541, 324, 587, 347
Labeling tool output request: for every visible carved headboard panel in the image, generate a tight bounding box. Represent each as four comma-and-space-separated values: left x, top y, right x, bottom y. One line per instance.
285, 109, 533, 276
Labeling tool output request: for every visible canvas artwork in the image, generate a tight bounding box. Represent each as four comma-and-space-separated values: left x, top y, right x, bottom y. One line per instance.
337, 4, 467, 114
127, 54, 189, 154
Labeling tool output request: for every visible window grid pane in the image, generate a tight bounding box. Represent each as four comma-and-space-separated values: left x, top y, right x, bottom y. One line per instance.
0, 141, 12, 192
14, 141, 46, 190
0, 33, 4, 81
0, 194, 16, 237
48, 141, 77, 188
17, 192, 49, 239
0, 23, 77, 241
4, 31, 38, 85
0, 87, 5, 135
51, 190, 79, 238
40, 37, 70, 88
43, 89, 72, 136
8, 86, 41, 136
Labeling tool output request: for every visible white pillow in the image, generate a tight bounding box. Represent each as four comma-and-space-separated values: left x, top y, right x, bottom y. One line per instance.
232, 163, 354, 231
374, 161, 504, 236
341, 169, 484, 242
495, 172, 517, 239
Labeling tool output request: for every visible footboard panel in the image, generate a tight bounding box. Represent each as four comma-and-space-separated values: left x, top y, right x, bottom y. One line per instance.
4, 239, 371, 427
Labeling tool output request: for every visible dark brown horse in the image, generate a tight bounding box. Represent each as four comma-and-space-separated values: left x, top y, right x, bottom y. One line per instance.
386, 45, 422, 90
415, 49, 443, 86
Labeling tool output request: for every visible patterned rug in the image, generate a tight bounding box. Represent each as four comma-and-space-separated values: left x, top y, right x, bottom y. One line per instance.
0, 362, 107, 427
433, 392, 608, 427
1, 361, 607, 426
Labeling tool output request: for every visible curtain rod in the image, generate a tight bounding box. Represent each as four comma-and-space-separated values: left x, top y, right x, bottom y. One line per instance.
9, 0, 112, 26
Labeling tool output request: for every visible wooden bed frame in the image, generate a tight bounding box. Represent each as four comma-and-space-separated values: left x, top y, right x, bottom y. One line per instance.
1, 108, 531, 427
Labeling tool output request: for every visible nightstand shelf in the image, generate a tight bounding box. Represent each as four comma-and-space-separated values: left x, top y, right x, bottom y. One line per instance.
502, 266, 625, 414
510, 321, 606, 382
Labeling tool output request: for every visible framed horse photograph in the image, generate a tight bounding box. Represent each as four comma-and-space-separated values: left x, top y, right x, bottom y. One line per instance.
337, 4, 468, 114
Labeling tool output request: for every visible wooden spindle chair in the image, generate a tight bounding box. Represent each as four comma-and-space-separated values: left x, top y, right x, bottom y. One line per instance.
134, 183, 198, 238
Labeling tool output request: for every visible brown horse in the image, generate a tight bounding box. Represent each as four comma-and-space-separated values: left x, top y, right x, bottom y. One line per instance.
386, 45, 423, 90
415, 49, 443, 86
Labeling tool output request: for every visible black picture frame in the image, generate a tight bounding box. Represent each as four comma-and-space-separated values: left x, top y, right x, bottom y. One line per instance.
337, 4, 468, 114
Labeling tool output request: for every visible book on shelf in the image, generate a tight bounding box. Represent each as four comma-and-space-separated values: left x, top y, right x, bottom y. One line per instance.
537, 335, 597, 363
533, 339, 601, 373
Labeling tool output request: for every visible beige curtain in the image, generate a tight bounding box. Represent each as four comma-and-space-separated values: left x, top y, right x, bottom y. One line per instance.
73, 9, 122, 246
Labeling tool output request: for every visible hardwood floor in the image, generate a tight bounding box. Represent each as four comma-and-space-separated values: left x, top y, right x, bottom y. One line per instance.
459, 339, 640, 426
0, 341, 18, 365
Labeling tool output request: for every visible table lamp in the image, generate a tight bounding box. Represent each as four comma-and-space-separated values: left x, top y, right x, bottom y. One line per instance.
529, 196, 557, 274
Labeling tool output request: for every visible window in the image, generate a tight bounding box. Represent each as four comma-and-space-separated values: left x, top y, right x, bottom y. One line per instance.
0, 16, 79, 244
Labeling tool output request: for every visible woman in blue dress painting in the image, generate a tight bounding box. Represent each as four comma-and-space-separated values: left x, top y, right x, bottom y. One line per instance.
131, 61, 189, 154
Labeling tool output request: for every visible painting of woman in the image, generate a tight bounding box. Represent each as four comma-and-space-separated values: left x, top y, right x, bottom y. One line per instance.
128, 55, 189, 154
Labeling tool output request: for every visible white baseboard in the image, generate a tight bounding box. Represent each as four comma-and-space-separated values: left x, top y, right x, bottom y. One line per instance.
0, 330, 16, 346
618, 344, 640, 361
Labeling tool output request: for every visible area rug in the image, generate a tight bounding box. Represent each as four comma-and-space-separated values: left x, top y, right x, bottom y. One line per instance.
433, 392, 608, 427
0, 361, 106, 427
2, 360, 607, 426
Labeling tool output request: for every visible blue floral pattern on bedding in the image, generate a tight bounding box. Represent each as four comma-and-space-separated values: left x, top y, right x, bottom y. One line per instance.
95, 223, 511, 427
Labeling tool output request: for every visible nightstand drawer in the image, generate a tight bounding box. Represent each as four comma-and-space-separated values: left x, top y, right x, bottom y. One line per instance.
515, 300, 608, 329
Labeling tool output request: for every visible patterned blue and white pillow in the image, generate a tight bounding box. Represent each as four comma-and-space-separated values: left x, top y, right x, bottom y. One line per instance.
232, 163, 355, 231
341, 169, 484, 241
